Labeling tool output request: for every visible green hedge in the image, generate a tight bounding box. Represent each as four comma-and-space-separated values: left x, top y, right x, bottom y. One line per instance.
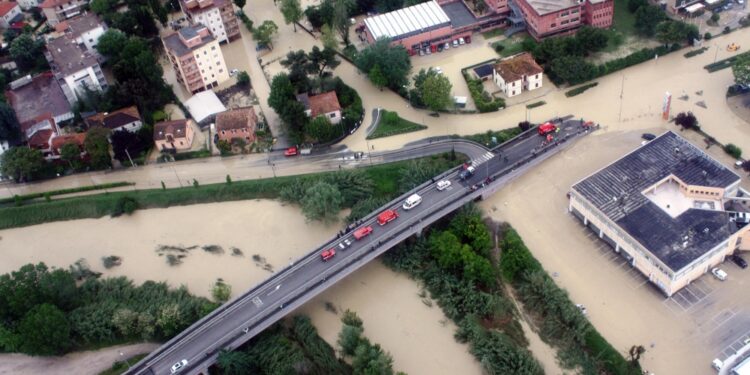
684, 47, 708, 58
171, 149, 212, 161
526, 101, 546, 109
704, 51, 750, 73
0, 182, 134, 205
565, 82, 599, 97
464, 74, 505, 113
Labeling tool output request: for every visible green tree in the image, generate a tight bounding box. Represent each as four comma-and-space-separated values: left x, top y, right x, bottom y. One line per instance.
236, 71, 250, 86
211, 278, 232, 303
352, 340, 394, 375
280, 0, 303, 31
732, 54, 750, 86
337, 323, 364, 356
356, 39, 411, 90
268, 73, 296, 111
253, 20, 279, 49
655, 20, 697, 45
430, 231, 465, 270
321, 24, 338, 50
217, 349, 254, 375
95, 29, 127, 58
301, 180, 344, 223
280, 49, 311, 92
308, 46, 340, 77
156, 303, 184, 338
550, 56, 598, 84
0, 147, 45, 182
333, 0, 354, 46
0, 325, 20, 352
59, 143, 81, 169
368, 65, 387, 90
306, 115, 337, 142
634, 5, 666, 37
674, 111, 698, 130
0, 102, 20, 143
233, 0, 246, 10
17, 303, 70, 355
112, 308, 139, 337
85, 127, 112, 169
575, 26, 608, 54
627, 0, 647, 12
10, 33, 45, 71
421, 74, 453, 112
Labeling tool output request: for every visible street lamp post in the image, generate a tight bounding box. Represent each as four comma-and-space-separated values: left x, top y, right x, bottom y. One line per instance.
365, 139, 373, 165
119, 351, 132, 369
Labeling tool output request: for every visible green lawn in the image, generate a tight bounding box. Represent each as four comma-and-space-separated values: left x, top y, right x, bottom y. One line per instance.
601, 0, 638, 52
492, 33, 535, 57
367, 110, 427, 140
482, 28, 505, 39
98, 353, 148, 375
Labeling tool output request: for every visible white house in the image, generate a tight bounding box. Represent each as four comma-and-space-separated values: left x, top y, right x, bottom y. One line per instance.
0, 2, 22, 28
492, 52, 543, 98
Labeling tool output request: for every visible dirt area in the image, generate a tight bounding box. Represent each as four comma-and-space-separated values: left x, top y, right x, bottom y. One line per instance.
0, 343, 158, 375
215, 85, 258, 109
589, 36, 661, 64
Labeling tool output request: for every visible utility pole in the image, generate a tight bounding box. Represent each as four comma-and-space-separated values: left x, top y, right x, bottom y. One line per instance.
124, 148, 135, 168
618, 74, 625, 122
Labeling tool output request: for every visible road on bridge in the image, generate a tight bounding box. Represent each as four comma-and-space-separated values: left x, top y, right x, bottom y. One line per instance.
126, 117, 592, 375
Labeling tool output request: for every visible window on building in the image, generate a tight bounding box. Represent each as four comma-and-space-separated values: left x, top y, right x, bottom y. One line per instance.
551, 23, 556, 28
330, 113, 336, 118
535, 82, 538, 88
211, 46, 216, 50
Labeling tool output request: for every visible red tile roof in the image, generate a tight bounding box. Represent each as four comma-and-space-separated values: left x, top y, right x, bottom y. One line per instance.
39, 0, 66, 8
308, 91, 341, 118
85, 106, 141, 130
50, 133, 86, 154
28, 129, 54, 150
0, 2, 17, 16
154, 119, 189, 141
215, 107, 257, 132
493, 52, 543, 83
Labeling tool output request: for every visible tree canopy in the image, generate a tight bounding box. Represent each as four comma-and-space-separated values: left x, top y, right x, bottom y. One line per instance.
733, 54, 750, 86
9, 33, 46, 72
421, 74, 453, 112
85, 127, 112, 170
634, 5, 666, 37
0, 147, 44, 182
280, 0, 303, 31
253, 20, 279, 49
301, 180, 344, 222
0, 102, 20, 143
356, 39, 411, 90
18, 303, 71, 355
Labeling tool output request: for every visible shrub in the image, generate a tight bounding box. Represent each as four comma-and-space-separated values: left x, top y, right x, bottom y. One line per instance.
101, 256, 122, 269
565, 82, 598, 97
112, 196, 138, 217
704, 32, 712, 40
724, 143, 742, 159
493, 43, 505, 53
724, 26, 731, 34
464, 74, 504, 113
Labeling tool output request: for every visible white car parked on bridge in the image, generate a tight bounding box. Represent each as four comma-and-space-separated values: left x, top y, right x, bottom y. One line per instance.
171, 359, 188, 373
403, 194, 422, 210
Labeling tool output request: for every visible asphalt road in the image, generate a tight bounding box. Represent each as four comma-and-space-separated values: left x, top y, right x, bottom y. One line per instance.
126, 118, 589, 375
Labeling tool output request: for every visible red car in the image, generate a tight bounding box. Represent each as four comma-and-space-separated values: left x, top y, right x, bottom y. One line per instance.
537, 122, 557, 135
321, 248, 336, 261
353, 226, 373, 240
377, 209, 398, 226
284, 147, 298, 156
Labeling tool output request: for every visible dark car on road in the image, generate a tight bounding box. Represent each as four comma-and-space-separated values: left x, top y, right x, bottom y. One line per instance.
642, 133, 656, 141
731, 254, 748, 269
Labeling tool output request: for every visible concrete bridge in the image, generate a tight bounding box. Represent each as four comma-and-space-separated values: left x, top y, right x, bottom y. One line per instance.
125, 116, 595, 375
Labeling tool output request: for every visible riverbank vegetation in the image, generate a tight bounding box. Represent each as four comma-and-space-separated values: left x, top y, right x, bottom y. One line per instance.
382, 206, 642, 374
0, 153, 463, 229
0, 262, 215, 356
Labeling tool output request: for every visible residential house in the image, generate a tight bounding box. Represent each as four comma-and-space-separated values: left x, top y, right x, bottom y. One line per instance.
296, 91, 342, 124
53, 13, 107, 55
84, 106, 142, 133
40, 0, 88, 26
48, 132, 86, 160
162, 24, 229, 94
0, 2, 22, 29
215, 107, 257, 143
154, 119, 195, 151
492, 52, 543, 97
6, 73, 73, 153
45, 34, 108, 104
179, 0, 239, 43
17, 0, 40, 11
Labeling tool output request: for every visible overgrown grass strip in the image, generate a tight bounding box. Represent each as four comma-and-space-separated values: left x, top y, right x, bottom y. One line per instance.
0, 181, 134, 205
367, 110, 427, 139
565, 82, 598, 97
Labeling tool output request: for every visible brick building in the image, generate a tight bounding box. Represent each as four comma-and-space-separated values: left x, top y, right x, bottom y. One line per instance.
215, 107, 258, 143
513, 0, 613, 40
162, 24, 229, 94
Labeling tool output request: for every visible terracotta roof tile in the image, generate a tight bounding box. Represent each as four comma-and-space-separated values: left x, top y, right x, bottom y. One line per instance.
493, 52, 543, 83
308, 91, 341, 118
215, 107, 257, 132
154, 119, 188, 141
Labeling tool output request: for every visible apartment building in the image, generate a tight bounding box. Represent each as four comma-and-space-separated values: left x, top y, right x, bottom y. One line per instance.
45, 35, 108, 104
569, 131, 750, 297
40, 0, 88, 26
179, 0, 239, 43
53, 13, 107, 56
162, 24, 229, 94
511, 0, 613, 40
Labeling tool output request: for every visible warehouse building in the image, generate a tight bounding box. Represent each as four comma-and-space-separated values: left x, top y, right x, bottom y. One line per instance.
569, 131, 750, 296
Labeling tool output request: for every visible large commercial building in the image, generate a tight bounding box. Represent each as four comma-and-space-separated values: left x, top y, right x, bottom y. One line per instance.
512, 0, 613, 40
179, 0, 240, 43
162, 24, 229, 94
569, 131, 750, 297
361, 0, 613, 53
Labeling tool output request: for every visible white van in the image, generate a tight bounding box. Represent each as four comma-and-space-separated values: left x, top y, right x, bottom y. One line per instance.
403, 194, 422, 210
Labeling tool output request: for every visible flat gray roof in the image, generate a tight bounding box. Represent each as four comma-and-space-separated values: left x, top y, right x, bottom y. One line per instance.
46, 36, 100, 76
364, 0, 451, 41
572, 131, 741, 271
524, 0, 579, 15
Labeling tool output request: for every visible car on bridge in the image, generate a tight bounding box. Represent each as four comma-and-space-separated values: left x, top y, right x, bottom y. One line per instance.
171, 359, 188, 374
538, 122, 557, 135
377, 209, 399, 225
338, 238, 352, 250
354, 226, 373, 240
436, 180, 451, 191
402, 194, 422, 210
459, 166, 475, 180
321, 248, 336, 261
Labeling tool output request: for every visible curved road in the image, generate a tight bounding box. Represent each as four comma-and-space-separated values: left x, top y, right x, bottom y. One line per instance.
125, 118, 592, 375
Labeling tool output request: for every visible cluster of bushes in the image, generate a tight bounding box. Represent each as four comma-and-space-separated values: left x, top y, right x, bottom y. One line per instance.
464, 74, 505, 113
565, 82, 599, 97
498, 227, 640, 374
0, 153, 462, 229
705, 51, 750, 73
462, 128, 523, 147
684, 47, 709, 58
724, 143, 742, 159
280, 170, 374, 223
526, 101, 546, 109
0, 263, 215, 355
383, 205, 539, 374
238, 11, 253, 32
216, 315, 351, 374
336, 310, 401, 375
